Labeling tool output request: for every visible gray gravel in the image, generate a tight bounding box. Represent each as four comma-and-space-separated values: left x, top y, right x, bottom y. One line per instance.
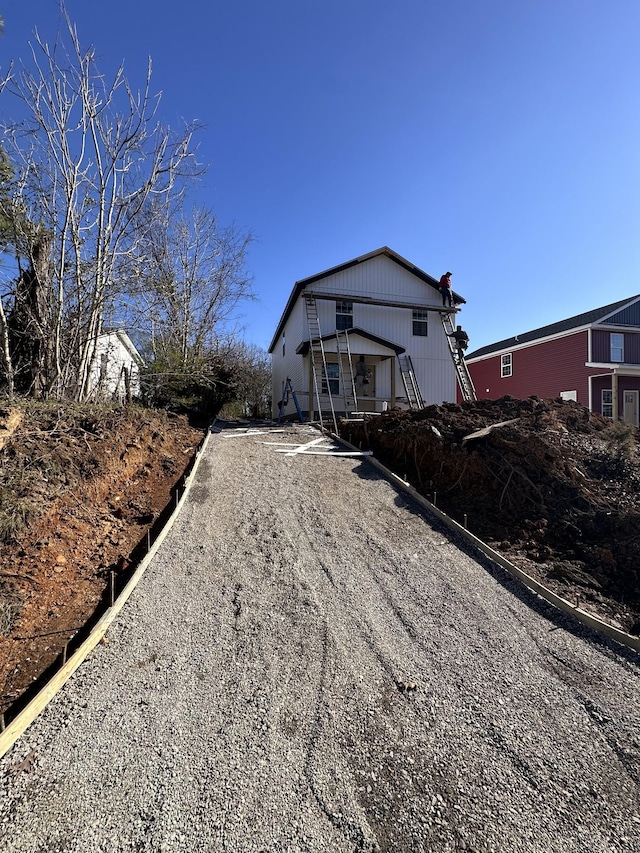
1, 423, 639, 853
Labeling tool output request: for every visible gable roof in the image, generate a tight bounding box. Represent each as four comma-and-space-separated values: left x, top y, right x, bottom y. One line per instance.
268, 246, 465, 353
295, 327, 406, 356
466, 294, 640, 360
99, 328, 144, 364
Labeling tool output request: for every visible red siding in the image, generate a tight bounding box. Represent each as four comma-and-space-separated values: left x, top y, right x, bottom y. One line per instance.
467, 331, 609, 406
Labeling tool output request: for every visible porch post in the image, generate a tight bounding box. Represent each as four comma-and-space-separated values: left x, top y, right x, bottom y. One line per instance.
390, 356, 396, 406
308, 356, 315, 421
612, 371, 619, 422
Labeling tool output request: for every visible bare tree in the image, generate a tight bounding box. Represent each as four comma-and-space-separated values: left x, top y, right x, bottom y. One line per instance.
226, 341, 271, 418
126, 201, 254, 367
1, 5, 200, 399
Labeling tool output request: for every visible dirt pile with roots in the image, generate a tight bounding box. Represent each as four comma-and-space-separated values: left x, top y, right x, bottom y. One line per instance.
340, 396, 640, 635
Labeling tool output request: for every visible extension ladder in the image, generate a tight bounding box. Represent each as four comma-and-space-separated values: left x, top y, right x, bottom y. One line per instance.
440, 311, 477, 402
398, 354, 425, 409
335, 329, 358, 416
304, 295, 338, 433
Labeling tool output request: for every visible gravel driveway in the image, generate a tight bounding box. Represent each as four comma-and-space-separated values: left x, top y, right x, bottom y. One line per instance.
1, 423, 639, 853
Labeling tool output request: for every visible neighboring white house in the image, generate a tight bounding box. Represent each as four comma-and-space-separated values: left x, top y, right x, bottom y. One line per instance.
268, 247, 466, 419
86, 329, 143, 403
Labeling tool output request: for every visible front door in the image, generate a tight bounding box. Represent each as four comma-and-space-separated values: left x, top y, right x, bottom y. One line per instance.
623, 390, 639, 426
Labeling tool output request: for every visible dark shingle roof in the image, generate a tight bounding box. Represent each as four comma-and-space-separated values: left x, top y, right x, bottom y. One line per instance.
466, 295, 640, 360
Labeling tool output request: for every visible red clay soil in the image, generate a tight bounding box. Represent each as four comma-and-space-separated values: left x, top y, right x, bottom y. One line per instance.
0, 403, 204, 719
339, 396, 640, 636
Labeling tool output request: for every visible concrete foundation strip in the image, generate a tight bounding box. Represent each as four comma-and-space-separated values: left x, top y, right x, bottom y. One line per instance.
332, 428, 640, 654
0, 428, 213, 761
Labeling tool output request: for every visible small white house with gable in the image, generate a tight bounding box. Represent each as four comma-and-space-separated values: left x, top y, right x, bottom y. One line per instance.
86, 329, 143, 403
268, 247, 467, 420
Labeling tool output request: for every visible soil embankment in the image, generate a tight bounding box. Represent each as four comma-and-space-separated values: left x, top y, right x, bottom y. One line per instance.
340, 397, 640, 634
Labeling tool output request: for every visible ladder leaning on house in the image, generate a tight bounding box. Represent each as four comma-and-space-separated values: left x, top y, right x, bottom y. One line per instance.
304, 295, 339, 433
439, 311, 477, 402
335, 329, 358, 415
398, 354, 425, 409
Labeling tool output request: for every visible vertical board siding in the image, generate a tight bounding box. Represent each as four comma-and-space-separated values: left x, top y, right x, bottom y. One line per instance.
313, 254, 442, 306
272, 253, 461, 412
592, 330, 610, 363
592, 329, 640, 364
591, 329, 640, 365
467, 331, 602, 406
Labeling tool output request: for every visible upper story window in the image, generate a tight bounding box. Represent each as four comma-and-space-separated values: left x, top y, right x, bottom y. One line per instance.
610, 333, 624, 362
501, 353, 512, 377
282, 334, 285, 357
412, 310, 428, 336
336, 300, 353, 331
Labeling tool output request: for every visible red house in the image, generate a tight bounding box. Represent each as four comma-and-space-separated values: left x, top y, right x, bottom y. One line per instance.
465, 295, 640, 426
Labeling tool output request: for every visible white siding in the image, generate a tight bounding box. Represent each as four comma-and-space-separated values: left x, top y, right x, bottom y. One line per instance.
87, 333, 141, 402
311, 255, 440, 307
271, 252, 463, 414
271, 299, 309, 418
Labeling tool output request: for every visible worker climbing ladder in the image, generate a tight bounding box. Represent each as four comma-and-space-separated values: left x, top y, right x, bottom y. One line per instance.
335, 329, 358, 415
398, 354, 425, 409
440, 311, 477, 402
304, 294, 338, 433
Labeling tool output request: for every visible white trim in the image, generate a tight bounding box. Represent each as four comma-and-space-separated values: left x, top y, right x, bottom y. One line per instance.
586, 363, 640, 375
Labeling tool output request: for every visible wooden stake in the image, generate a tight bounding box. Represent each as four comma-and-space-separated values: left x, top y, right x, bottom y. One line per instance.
110, 571, 115, 607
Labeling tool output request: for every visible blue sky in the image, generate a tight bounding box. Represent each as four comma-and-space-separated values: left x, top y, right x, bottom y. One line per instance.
2, 1, 640, 354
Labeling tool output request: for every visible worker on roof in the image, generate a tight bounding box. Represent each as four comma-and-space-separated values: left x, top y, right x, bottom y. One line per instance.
439, 271, 453, 309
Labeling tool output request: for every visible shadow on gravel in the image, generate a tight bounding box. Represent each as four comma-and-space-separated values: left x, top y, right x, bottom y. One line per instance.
351, 458, 640, 669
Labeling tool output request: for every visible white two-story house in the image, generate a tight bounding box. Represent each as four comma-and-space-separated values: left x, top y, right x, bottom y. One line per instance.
268, 247, 466, 420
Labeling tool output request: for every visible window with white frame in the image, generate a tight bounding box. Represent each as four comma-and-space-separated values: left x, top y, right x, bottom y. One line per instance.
602, 389, 613, 418
412, 310, 428, 336
610, 333, 624, 362
336, 300, 353, 331
501, 353, 512, 377
322, 363, 340, 395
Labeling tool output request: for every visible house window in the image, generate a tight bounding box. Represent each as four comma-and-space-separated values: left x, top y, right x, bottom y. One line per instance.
412, 310, 428, 336
610, 333, 624, 362
501, 353, 512, 377
602, 389, 613, 419
560, 390, 577, 402
322, 362, 340, 396
282, 334, 285, 357
336, 300, 353, 331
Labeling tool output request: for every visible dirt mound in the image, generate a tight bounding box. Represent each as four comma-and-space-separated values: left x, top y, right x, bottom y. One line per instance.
0, 402, 204, 717
340, 396, 640, 634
